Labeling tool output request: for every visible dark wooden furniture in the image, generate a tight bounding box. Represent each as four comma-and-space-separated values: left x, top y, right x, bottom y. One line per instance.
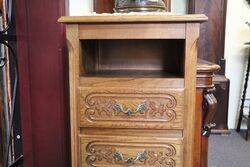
59, 14, 213, 167
94, 0, 171, 13
196, 60, 220, 167
237, 45, 250, 141
189, 0, 230, 134
15, 0, 69, 166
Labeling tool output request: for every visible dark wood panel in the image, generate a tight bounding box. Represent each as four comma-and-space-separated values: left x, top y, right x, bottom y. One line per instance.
189, 0, 229, 133
212, 76, 230, 133
194, 89, 203, 167
15, 0, 69, 166
189, 0, 227, 74
94, 0, 114, 13
94, 0, 171, 13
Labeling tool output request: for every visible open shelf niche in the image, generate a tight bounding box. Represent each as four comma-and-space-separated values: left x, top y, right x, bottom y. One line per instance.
81, 39, 185, 78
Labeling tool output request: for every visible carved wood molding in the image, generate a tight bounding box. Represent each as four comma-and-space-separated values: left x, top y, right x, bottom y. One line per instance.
85, 141, 177, 166
82, 92, 177, 123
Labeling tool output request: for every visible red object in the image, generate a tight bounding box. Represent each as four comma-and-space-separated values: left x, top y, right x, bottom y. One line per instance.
15, 0, 69, 166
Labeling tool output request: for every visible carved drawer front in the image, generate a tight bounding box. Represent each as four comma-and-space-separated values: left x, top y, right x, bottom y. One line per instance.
80, 134, 183, 167
78, 88, 184, 129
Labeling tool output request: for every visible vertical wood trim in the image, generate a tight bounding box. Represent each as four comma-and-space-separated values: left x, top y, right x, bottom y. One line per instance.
66, 25, 80, 167
184, 23, 200, 167
164, 0, 171, 12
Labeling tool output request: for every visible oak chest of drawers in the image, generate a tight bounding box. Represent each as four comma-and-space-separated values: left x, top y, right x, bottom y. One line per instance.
59, 14, 211, 167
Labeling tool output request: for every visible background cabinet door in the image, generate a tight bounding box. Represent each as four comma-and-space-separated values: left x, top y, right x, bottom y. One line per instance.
16, 0, 69, 166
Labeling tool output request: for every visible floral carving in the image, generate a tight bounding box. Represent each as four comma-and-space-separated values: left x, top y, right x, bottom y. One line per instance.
81, 92, 177, 123
85, 142, 177, 167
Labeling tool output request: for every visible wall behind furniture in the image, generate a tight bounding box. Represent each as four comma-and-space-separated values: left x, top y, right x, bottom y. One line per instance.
225, 0, 250, 129
68, 0, 250, 129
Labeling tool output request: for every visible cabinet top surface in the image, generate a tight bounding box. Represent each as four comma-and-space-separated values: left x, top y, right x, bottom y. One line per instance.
58, 14, 207, 24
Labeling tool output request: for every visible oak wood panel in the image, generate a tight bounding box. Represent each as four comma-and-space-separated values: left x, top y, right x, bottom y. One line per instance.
80, 128, 183, 138
82, 39, 185, 75
78, 87, 184, 129
80, 131, 183, 167
66, 25, 80, 167
78, 23, 186, 39
63, 15, 206, 167
183, 23, 200, 167
80, 77, 184, 88
58, 14, 208, 23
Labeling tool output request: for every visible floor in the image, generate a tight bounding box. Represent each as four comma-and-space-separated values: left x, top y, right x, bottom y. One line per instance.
209, 130, 250, 167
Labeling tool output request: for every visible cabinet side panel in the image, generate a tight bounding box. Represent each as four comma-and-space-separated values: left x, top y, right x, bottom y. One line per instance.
66, 25, 80, 167
184, 23, 200, 167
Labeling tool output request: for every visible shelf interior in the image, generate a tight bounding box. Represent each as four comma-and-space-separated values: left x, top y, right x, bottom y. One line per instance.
81, 39, 185, 78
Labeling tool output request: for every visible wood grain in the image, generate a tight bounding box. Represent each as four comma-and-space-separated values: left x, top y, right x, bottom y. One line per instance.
194, 89, 203, 167
16, 0, 69, 166
66, 25, 80, 167
189, 0, 229, 134
80, 77, 184, 88
78, 87, 184, 129
78, 23, 186, 39
80, 131, 183, 167
64, 15, 206, 167
58, 14, 208, 23
183, 23, 200, 167
94, 0, 114, 13
189, 0, 227, 68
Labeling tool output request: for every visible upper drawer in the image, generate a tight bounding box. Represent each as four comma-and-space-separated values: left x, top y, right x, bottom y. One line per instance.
78, 87, 184, 129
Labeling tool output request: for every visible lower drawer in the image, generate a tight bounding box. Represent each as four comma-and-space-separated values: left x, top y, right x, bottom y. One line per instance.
79, 130, 183, 167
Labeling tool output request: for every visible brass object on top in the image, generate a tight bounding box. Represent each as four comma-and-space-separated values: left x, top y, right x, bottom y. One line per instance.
114, 0, 167, 13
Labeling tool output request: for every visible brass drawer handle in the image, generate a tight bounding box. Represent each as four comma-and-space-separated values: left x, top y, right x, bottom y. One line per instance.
113, 103, 146, 116
113, 151, 147, 165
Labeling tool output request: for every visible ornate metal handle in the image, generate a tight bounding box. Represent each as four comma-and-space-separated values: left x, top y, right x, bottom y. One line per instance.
202, 88, 217, 137
113, 103, 146, 116
113, 151, 147, 165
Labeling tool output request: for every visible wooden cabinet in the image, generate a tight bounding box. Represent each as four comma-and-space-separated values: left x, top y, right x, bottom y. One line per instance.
59, 14, 214, 167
